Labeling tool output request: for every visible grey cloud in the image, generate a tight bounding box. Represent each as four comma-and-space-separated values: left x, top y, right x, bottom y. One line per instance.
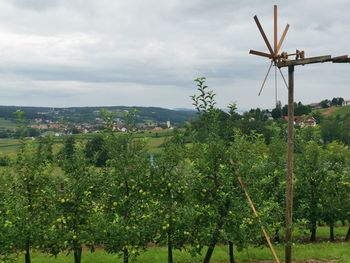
0, 0, 349, 109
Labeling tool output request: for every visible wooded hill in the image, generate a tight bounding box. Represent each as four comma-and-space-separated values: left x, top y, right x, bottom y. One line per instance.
0, 106, 196, 125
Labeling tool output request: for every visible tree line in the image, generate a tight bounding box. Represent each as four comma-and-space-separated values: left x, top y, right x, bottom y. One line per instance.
0, 78, 349, 263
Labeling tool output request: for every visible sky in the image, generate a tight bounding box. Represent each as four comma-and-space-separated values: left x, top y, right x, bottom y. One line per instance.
0, 0, 349, 110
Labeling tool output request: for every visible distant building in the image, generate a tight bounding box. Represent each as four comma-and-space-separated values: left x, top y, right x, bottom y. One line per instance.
166, 121, 171, 128
283, 115, 317, 128
342, 100, 350, 106
309, 102, 322, 109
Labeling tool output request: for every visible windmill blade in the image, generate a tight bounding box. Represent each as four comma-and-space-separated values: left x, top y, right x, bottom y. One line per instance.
274, 5, 278, 56
277, 24, 290, 54
258, 61, 274, 96
278, 67, 289, 89
249, 49, 272, 58
254, 15, 274, 56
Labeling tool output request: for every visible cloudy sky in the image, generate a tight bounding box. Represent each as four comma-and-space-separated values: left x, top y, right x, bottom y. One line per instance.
0, 0, 349, 110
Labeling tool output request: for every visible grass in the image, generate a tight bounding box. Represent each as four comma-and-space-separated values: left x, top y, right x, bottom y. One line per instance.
147, 136, 166, 154
16, 242, 349, 263
293, 225, 348, 241
313, 105, 350, 118
0, 130, 173, 155
333, 105, 350, 117
0, 138, 22, 154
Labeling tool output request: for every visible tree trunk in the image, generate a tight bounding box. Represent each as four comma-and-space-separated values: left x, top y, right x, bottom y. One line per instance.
330, 223, 335, 242
25, 240, 31, 263
167, 231, 173, 263
73, 247, 82, 263
203, 243, 216, 263
274, 228, 280, 243
123, 248, 129, 263
228, 241, 235, 263
310, 222, 317, 242
203, 221, 223, 263
345, 226, 350, 241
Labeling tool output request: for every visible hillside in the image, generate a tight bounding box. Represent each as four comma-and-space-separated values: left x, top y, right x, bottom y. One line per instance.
313, 105, 350, 117
0, 106, 196, 126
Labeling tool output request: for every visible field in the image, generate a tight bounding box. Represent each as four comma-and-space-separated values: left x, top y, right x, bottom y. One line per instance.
0, 130, 171, 155
0, 138, 22, 154
314, 105, 350, 117
0, 117, 17, 129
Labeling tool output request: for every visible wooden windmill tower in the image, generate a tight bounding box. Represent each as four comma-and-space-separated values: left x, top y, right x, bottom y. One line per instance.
249, 5, 350, 263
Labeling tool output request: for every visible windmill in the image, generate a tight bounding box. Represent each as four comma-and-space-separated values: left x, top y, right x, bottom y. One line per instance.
249, 5, 350, 263
250, 5, 300, 105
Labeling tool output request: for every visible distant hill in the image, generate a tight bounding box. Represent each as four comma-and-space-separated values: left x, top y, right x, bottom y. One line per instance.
0, 105, 197, 125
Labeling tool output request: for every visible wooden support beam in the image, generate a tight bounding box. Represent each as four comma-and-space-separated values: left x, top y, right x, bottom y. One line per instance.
285, 65, 294, 263
332, 55, 350, 63
277, 55, 331, 68
249, 49, 272, 58
237, 176, 281, 263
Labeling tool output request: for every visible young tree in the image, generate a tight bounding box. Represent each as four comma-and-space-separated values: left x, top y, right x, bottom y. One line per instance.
320, 142, 350, 241
149, 131, 191, 263
265, 137, 287, 242
0, 170, 18, 262
56, 138, 101, 263
295, 140, 325, 242
102, 128, 152, 263
9, 142, 57, 263
188, 78, 263, 263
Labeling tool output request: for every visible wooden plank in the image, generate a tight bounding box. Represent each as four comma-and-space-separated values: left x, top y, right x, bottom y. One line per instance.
249, 49, 272, 58
237, 176, 281, 263
276, 24, 289, 54
254, 15, 274, 55
333, 58, 350, 63
274, 5, 278, 55
277, 55, 331, 67
332, 55, 350, 63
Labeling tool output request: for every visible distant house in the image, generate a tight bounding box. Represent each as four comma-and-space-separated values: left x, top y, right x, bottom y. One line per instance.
309, 102, 322, 109
302, 117, 317, 128
29, 124, 49, 130
342, 100, 350, 106
283, 115, 317, 128
49, 123, 60, 129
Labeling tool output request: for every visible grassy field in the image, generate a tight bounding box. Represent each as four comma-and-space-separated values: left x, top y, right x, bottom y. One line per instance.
16, 242, 349, 263
0, 130, 171, 155
0, 138, 23, 154
11, 226, 349, 262
314, 105, 350, 117
0, 117, 17, 129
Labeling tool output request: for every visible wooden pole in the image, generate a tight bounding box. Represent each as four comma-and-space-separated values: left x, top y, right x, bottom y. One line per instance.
285, 65, 294, 263
238, 177, 281, 263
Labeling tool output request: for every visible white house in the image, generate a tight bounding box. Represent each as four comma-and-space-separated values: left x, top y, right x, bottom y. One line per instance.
342, 100, 350, 106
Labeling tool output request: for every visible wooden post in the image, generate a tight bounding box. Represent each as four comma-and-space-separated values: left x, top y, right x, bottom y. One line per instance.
285, 65, 294, 263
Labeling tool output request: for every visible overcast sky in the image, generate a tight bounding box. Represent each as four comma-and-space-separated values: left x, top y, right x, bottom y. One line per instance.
0, 0, 349, 110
